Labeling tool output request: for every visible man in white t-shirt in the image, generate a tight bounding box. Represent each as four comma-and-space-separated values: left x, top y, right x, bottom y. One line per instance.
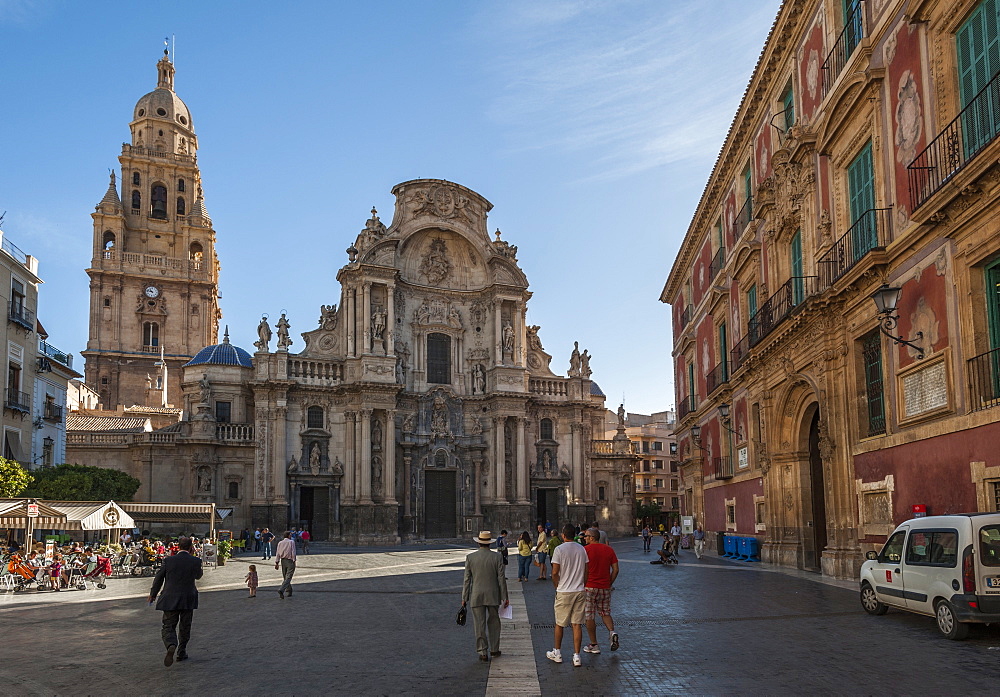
670, 522, 682, 555
546, 524, 589, 667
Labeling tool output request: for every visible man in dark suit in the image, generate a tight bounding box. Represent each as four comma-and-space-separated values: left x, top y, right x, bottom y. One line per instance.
148, 536, 203, 666
462, 530, 509, 662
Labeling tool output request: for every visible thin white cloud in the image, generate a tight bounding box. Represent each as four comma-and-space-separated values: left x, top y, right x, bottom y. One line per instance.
475, 0, 782, 181
0, 0, 47, 24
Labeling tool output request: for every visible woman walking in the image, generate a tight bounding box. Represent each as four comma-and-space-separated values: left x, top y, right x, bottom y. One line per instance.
516, 531, 533, 582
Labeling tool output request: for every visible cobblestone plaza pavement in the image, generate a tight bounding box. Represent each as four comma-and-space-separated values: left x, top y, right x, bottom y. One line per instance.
2, 540, 998, 696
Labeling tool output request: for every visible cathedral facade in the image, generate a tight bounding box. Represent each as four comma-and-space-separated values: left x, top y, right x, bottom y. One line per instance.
71, 53, 635, 542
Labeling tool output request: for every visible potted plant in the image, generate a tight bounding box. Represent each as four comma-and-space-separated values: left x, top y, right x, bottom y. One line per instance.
217, 539, 233, 566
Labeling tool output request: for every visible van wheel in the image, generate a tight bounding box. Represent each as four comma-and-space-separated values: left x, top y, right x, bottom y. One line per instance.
861, 583, 888, 615
935, 600, 970, 640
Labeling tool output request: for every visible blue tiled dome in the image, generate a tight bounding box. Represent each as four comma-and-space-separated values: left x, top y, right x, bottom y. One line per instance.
184, 331, 253, 368
590, 381, 605, 397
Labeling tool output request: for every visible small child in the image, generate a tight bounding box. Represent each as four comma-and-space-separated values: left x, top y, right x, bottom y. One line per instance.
245, 564, 258, 598
50, 554, 63, 591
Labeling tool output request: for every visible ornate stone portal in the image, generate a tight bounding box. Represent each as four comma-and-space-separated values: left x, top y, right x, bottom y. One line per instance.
249, 179, 621, 543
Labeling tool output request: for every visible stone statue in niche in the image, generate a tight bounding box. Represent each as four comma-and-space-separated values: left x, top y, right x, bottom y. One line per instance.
414, 303, 430, 324
502, 321, 515, 354
197, 466, 212, 493
255, 315, 271, 351
448, 307, 462, 329
372, 457, 383, 497
419, 237, 452, 285
371, 418, 383, 452
332, 457, 344, 476
199, 373, 211, 404
287, 455, 298, 473
371, 305, 386, 345
309, 443, 321, 476
543, 449, 552, 471
276, 313, 292, 349
471, 418, 483, 436
431, 397, 449, 436
471, 364, 486, 394
402, 412, 414, 433
569, 341, 582, 376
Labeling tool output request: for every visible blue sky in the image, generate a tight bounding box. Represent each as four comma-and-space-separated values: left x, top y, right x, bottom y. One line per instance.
0, 0, 781, 415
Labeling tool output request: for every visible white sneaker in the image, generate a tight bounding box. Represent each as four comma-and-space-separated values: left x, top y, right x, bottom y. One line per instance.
546, 649, 562, 663
572, 653, 582, 667
583, 644, 601, 654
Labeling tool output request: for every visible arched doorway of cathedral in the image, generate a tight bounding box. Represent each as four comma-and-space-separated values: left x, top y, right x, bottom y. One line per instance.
424, 448, 458, 538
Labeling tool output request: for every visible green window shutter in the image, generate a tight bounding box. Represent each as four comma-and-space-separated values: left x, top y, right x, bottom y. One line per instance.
743, 167, 753, 218
747, 285, 757, 319
848, 141, 876, 255
843, 0, 864, 56
957, 0, 1000, 155
987, 260, 1000, 351
790, 229, 804, 304
688, 363, 696, 402
782, 86, 795, 131
719, 322, 728, 380
861, 331, 886, 437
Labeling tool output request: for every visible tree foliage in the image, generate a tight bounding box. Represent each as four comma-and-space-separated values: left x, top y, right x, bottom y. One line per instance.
0, 457, 34, 497
23, 464, 140, 501
635, 500, 661, 523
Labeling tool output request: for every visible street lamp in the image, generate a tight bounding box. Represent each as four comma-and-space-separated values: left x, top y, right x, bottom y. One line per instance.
717, 403, 740, 438
870, 284, 924, 359
690, 423, 706, 452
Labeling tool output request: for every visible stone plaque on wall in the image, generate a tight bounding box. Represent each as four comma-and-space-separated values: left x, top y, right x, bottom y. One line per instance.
902, 361, 948, 420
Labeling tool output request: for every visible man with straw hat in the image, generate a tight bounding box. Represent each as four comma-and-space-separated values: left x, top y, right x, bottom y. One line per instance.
461, 530, 510, 662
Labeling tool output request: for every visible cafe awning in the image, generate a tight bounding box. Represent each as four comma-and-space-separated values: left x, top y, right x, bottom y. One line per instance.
119, 502, 228, 524
0, 499, 68, 528
47, 501, 136, 530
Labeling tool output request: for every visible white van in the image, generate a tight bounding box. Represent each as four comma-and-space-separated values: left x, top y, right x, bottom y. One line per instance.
859, 513, 1000, 639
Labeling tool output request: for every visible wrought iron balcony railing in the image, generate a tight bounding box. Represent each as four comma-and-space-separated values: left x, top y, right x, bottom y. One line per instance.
709, 247, 726, 282
5, 388, 30, 413
908, 68, 1000, 210
822, 0, 864, 99
732, 197, 754, 238
39, 340, 73, 369
706, 361, 729, 395
969, 346, 1000, 413
817, 208, 891, 288
713, 456, 734, 481
679, 304, 693, 332
8, 302, 34, 331
731, 334, 751, 370
678, 393, 698, 421
43, 403, 64, 422
748, 276, 819, 347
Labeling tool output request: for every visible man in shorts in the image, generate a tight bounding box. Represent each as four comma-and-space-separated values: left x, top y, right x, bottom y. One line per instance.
582, 527, 619, 654
546, 524, 589, 667
534, 524, 549, 580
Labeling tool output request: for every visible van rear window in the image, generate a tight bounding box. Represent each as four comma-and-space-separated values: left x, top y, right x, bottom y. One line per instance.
981, 525, 1000, 568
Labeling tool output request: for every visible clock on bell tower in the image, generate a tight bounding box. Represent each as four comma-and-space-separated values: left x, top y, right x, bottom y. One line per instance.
82, 50, 221, 409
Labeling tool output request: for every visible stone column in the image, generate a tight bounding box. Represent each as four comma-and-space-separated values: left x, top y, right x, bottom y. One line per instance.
384, 410, 397, 504
359, 408, 373, 504
473, 455, 482, 515
362, 282, 372, 354
514, 302, 524, 367
494, 416, 506, 502
343, 411, 356, 503
346, 287, 355, 357
571, 423, 583, 503
273, 404, 288, 504
493, 299, 503, 365
386, 284, 395, 356
289, 481, 298, 523
516, 417, 529, 503
402, 449, 413, 533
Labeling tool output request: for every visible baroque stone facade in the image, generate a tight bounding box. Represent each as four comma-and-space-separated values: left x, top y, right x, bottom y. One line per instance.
662, 0, 1000, 579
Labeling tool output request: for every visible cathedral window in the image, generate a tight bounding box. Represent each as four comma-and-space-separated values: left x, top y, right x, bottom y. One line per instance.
176, 197, 185, 215
104, 297, 111, 307
228, 481, 239, 500
131, 190, 141, 210
540, 418, 553, 440
215, 401, 232, 423
142, 321, 159, 349
427, 333, 451, 384
133, 172, 140, 186
307, 406, 324, 429
177, 178, 185, 192
151, 185, 167, 219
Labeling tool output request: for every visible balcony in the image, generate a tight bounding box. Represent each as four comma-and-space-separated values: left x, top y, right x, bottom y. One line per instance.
679, 304, 693, 332
713, 456, 734, 481
709, 247, 726, 282
5, 388, 30, 413
969, 347, 1000, 412
731, 334, 751, 370
748, 276, 819, 347
43, 403, 64, 422
39, 340, 73, 369
216, 423, 255, 442
678, 393, 698, 421
732, 197, 754, 238
8, 302, 34, 332
706, 361, 729, 395
908, 69, 1000, 211
817, 208, 892, 288
821, 1, 863, 100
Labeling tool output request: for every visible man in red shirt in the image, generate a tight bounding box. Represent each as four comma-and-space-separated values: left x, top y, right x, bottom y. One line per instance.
582, 527, 619, 654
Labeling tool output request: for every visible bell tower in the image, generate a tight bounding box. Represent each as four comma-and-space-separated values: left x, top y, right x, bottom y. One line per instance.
83, 49, 221, 409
